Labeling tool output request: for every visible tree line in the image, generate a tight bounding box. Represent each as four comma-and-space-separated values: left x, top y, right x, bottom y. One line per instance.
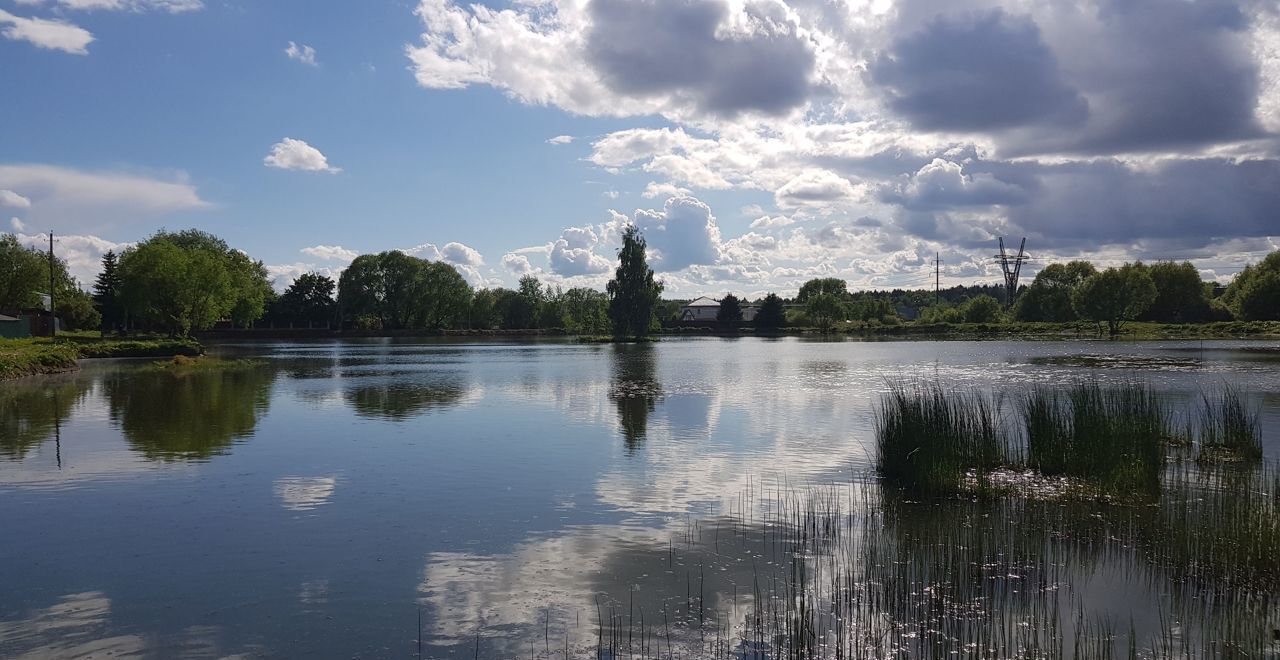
5, 226, 1278, 339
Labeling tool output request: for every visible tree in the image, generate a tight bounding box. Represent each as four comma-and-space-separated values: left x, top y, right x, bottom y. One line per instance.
805, 292, 845, 332
797, 277, 847, 303
754, 293, 786, 330
606, 225, 663, 340
1222, 251, 1280, 321
117, 230, 269, 336
93, 251, 124, 332
57, 288, 101, 331
411, 261, 472, 329
1140, 261, 1210, 322
1014, 261, 1097, 322
962, 294, 1003, 323
278, 272, 336, 326
336, 251, 474, 330
716, 293, 743, 324
562, 287, 609, 334
0, 234, 50, 309
337, 254, 387, 329
467, 288, 499, 329
1072, 264, 1157, 336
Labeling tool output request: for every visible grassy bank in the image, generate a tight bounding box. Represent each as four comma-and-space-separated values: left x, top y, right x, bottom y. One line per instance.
0, 334, 202, 380
660, 319, 1280, 339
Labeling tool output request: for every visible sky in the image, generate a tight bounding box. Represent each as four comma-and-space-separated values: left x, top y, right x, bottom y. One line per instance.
1, 0, 1278, 298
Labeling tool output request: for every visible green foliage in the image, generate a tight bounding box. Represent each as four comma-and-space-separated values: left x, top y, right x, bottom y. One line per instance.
1139, 261, 1211, 322
753, 293, 786, 330
1072, 264, 1157, 336
0, 234, 48, 309
1223, 251, 1280, 321
93, 251, 124, 331
276, 272, 336, 326
117, 229, 270, 336
56, 288, 101, 331
561, 287, 610, 334
606, 226, 662, 340
961, 294, 1002, 323
0, 340, 79, 380
1014, 261, 1097, 321
805, 292, 845, 331
337, 251, 472, 330
1195, 385, 1262, 463
715, 293, 743, 324
796, 277, 847, 303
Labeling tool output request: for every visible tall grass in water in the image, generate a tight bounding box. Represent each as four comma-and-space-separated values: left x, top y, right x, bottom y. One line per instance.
875, 382, 1007, 495
1196, 384, 1262, 463
1022, 381, 1169, 496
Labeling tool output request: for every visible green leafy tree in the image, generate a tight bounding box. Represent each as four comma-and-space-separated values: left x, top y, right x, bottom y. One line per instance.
0, 234, 48, 309
337, 251, 474, 330
607, 226, 663, 340
467, 288, 499, 329
411, 260, 472, 329
754, 293, 786, 330
278, 272, 336, 326
562, 287, 609, 334
117, 230, 268, 335
805, 292, 845, 332
1072, 264, 1157, 336
1139, 261, 1210, 322
1222, 251, 1280, 321
1014, 261, 1097, 321
93, 250, 124, 331
716, 293, 743, 324
337, 254, 387, 328
797, 277, 848, 303
56, 288, 101, 331
962, 294, 1003, 323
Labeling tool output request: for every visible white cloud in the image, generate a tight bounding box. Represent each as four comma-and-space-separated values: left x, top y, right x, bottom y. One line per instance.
0, 189, 32, 208
546, 135, 573, 145
549, 239, 611, 276
263, 138, 341, 173
633, 196, 723, 272
0, 9, 93, 54
300, 244, 357, 263
775, 170, 860, 208
501, 253, 533, 275
440, 241, 483, 266
15, 231, 129, 286
748, 214, 797, 230
265, 263, 339, 291
285, 41, 317, 66
38, 0, 203, 11
0, 164, 208, 232
640, 181, 690, 199
10, 217, 26, 231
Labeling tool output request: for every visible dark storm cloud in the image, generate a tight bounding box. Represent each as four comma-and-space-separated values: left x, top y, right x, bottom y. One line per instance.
1062, 0, 1264, 153
586, 0, 817, 117
869, 10, 1088, 132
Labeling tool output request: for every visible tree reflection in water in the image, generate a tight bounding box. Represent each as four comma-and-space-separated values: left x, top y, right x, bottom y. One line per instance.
343, 374, 469, 421
105, 366, 276, 461
608, 344, 661, 454
0, 376, 91, 460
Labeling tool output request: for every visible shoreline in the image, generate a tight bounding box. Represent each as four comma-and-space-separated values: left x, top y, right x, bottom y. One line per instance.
0, 337, 202, 381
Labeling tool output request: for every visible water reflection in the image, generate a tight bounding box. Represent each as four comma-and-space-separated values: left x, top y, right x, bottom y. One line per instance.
0, 591, 146, 659
273, 475, 338, 511
0, 377, 90, 460
344, 376, 470, 421
104, 366, 276, 461
608, 344, 661, 453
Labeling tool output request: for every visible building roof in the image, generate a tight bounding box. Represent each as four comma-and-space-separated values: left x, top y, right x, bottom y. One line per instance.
683, 296, 720, 307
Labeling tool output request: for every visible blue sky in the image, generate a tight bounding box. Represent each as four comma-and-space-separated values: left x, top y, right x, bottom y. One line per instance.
2, 0, 1278, 297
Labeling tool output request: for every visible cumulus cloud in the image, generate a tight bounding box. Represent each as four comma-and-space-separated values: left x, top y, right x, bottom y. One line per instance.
300, 244, 357, 263
748, 214, 797, 230
501, 253, 534, 275
775, 170, 860, 207
0, 189, 32, 208
11, 217, 26, 231
263, 138, 341, 173
0, 9, 93, 54
440, 241, 483, 266
882, 158, 1027, 210
641, 181, 691, 199
546, 135, 574, 145
634, 196, 722, 271
285, 41, 317, 66
15, 231, 129, 285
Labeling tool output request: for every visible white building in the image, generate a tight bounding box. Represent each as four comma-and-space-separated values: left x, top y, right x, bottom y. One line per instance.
679, 296, 758, 322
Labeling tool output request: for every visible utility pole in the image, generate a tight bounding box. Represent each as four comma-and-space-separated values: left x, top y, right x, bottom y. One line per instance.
934, 252, 943, 306
48, 230, 56, 337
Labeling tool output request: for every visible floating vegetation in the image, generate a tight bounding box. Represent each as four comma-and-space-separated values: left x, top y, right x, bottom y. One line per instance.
144, 355, 264, 372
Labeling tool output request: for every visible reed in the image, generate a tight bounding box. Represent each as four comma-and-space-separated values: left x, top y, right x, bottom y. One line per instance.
874, 381, 1008, 495
1196, 384, 1262, 463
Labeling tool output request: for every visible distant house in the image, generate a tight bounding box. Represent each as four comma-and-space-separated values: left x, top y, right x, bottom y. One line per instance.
0, 313, 30, 339
0, 309, 58, 337
678, 297, 758, 323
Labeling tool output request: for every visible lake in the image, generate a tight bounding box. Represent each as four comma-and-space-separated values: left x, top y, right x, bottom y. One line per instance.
2, 337, 1279, 658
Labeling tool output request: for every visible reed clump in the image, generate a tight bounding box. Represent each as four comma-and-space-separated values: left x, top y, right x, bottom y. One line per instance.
875, 382, 1008, 495
1195, 385, 1262, 463
1022, 381, 1169, 496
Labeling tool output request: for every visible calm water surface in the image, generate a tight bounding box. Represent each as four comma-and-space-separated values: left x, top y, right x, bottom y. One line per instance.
2, 338, 1279, 658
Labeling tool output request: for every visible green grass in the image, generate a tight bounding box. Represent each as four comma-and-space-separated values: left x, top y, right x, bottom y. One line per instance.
141, 355, 262, 372
0, 334, 202, 380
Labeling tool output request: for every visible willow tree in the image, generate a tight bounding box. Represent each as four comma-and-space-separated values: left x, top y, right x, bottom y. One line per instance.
606, 226, 662, 340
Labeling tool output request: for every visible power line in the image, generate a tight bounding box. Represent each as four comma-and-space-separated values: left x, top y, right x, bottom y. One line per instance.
993, 237, 1030, 308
